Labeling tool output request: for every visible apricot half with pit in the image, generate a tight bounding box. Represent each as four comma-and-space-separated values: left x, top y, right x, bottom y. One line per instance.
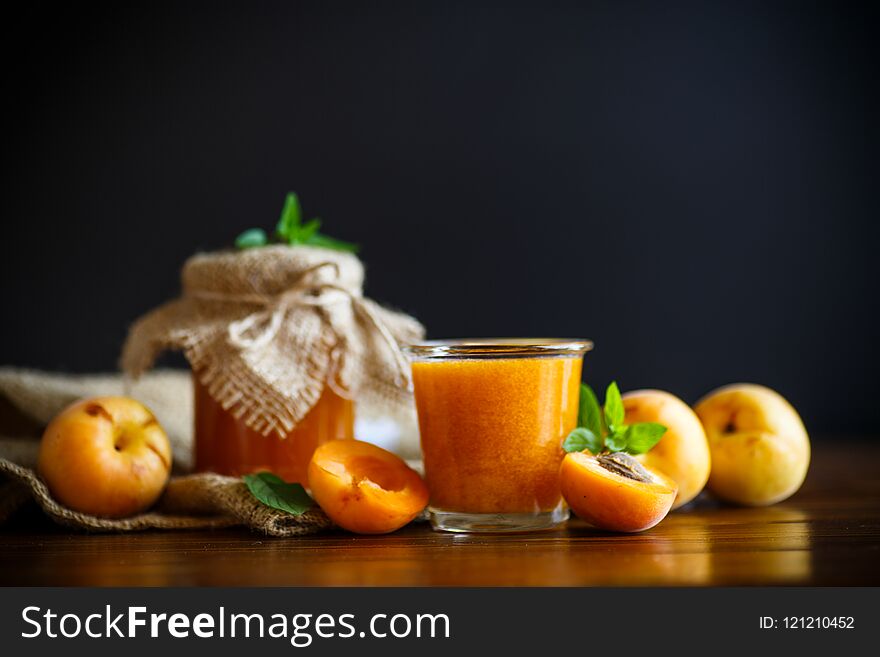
559, 451, 677, 532
308, 439, 429, 534
38, 396, 172, 518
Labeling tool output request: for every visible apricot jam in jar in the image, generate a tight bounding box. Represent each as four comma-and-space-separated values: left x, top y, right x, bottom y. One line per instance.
407, 338, 592, 533
193, 374, 354, 484
122, 242, 423, 489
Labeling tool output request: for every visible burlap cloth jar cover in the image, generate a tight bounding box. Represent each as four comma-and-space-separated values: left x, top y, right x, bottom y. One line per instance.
0, 245, 424, 535
122, 245, 424, 437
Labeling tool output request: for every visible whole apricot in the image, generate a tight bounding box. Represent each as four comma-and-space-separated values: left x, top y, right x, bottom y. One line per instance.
559, 451, 677, 532
695, 384, 810, 506
623, 389, 711, 509
308, 439, 428, 534
38, 396, 172, 518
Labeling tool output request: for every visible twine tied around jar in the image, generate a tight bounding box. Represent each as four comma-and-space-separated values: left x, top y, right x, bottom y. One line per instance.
189, 261, 411, 389
121, 245, 424, 437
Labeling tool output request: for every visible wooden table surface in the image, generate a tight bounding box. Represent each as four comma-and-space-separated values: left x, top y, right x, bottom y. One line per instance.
1, 441, 878, 587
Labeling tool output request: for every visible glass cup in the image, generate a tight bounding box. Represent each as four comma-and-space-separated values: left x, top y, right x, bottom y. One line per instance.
406, 338, 592, 533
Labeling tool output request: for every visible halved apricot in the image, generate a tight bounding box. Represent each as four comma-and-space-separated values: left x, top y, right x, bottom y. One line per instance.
308, 440, 429, 534
559, 451, 677, 533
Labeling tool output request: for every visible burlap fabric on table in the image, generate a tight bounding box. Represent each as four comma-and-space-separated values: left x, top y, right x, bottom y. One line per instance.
0, 369, 332, 536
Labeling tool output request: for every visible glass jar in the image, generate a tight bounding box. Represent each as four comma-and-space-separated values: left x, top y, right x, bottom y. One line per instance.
193, 373, 354, 484
407, 338, 592, 533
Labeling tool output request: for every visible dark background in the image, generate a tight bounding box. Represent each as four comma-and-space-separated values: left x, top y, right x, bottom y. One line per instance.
1, 1, 876, 435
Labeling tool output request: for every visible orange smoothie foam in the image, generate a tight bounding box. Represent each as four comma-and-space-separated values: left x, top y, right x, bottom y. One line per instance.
412, 356, 582, 514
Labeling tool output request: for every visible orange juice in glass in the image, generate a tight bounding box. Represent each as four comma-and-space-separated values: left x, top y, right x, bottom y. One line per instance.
407, 339, 592, 532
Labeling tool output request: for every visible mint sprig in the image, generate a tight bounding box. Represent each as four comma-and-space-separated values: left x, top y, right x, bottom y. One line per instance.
235, 192, 359, 253
242, 471, 314, 515
562, 381, 667, 456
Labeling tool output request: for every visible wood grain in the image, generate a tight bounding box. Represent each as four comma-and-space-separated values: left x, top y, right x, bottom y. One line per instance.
1, 441, 878, 586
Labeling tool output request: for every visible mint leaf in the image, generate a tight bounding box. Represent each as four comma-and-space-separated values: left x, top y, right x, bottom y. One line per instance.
604, 381, 625, 431
243, 472, 313, 515
276, 192, 302, 241
578, 384, 604, 439
563, 427, 603, 454
306, 232, 359, 253
605, 426, 629, 452
247, 192, 359, 253
296, 217, 322, 244
623, 422, 667, 455
235, 228, 268, 249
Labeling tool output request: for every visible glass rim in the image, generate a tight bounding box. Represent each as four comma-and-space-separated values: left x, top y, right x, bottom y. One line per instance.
404, 338, 593, 360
